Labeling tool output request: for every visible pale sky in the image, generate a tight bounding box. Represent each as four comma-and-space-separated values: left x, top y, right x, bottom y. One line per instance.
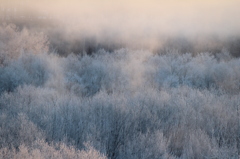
1, 0, 240, 44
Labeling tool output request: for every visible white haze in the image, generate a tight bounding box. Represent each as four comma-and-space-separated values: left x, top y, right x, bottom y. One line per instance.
1, 0, 240, 52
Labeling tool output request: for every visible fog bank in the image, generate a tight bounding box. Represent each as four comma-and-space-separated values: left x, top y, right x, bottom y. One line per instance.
1, 0, 240, 54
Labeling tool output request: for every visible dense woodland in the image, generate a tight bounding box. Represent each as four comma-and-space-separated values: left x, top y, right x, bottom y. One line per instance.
0, 23, 240, 159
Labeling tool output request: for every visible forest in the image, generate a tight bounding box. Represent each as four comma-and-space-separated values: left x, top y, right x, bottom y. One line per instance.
1, 0, 240, 158
0, 23, 240, 159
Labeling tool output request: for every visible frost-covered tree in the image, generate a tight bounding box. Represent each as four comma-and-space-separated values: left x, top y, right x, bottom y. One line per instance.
0, 29, 240, 158
0, 24, 48, 65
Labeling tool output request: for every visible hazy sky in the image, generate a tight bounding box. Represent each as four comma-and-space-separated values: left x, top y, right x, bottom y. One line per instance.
1, 0, 240, 35
1, 0, 240, 50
